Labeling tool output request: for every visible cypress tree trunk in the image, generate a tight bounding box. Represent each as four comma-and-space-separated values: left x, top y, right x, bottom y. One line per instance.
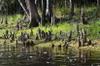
96, 0, 100, 18
64, 0, 67, 7
97, 0, 99, 8
18, 0, 40, 28
25, 0, 40, 28
42, 0, 53, 24
80, 7, 88, 24
69, 0, 74, 19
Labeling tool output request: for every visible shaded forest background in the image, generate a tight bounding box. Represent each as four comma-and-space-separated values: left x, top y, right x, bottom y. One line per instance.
0, 0, 98, 14
0, 0, 100, 39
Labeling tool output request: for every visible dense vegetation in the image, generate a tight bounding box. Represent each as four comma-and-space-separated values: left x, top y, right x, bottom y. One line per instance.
0, 0, 100, 66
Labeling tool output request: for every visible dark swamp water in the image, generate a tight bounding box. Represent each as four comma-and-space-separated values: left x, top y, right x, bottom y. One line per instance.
0, 51, 100, 66
0, 44, 99, 66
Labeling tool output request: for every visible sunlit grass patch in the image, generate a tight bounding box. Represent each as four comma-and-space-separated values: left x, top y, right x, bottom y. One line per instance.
16, 22, 74, 37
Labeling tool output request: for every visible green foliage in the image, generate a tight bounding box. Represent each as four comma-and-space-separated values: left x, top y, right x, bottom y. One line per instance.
0, 14, 23, 37
16, 22, 74, 37
0, 14, 100, 40
85, 20, 100, 40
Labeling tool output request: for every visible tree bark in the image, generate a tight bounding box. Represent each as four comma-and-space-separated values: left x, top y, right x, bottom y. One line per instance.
96, 0, 100, 17
80, 7, 87, 24
97, 0, 99, 7
42, 0, 53, 24
18, 0, 29, 19
18, 0, 40, 28
69, 0, 74, 19
64, 0, 67, 8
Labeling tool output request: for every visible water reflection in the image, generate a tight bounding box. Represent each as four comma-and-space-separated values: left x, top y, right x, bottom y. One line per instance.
0, 45, 100, 66
0, 53, 100, 66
